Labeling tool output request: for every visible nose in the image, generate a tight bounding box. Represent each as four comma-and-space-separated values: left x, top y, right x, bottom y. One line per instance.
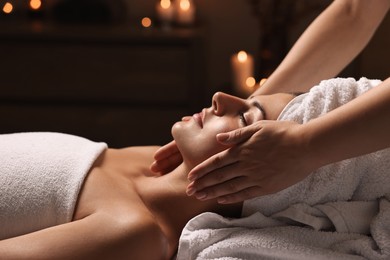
211, 92, 246, 116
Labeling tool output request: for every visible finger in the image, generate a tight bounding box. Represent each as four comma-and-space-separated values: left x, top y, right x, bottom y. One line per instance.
188, 148, 239, 182
187, 162, 243, 195
150, 161, 166, 174
216, 122, 264, 145
153, 140, 179, 161
150, 151, 183, 174
217, 186, 264, 204
189, 176, 254, 201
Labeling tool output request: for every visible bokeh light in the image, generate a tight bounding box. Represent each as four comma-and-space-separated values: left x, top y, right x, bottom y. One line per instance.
141, 17, 152, 28
237, 51, 248, 63
3, 2, 13, 14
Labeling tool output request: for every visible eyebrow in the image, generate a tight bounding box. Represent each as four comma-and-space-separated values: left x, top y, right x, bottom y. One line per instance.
252, 101, 267, 120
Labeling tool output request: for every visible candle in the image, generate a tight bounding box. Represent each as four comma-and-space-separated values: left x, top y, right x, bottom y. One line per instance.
231, 51, 255, 96
156, 0, 175, 25
175, 0, 196, 26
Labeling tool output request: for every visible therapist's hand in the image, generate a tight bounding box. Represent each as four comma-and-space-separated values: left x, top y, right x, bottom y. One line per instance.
150, 140, 183, 174
150, 115, 193, 174
186, 120, 315, 204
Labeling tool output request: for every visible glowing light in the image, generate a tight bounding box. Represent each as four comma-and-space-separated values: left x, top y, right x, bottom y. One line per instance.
160, 0, 171, 9
3, 2, 13, 14
141, 17, 152, 28
259, 78, 268, 86
237, 51, 248, 63
180, 0, 191, 11
30, 0, 42, 10
246, 77, 256, 88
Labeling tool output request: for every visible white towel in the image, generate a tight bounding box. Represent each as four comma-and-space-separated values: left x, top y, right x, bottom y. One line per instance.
177, 78, 390, 260
278, 77, 382, 124
0, 132, 107, 240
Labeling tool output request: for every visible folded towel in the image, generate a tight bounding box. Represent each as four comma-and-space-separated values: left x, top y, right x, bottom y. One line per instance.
177, 78, 390, 260
0, 132, 107, 240
243, 77, 386, 217
278, 77, 382, 124
178, 196, 390, 260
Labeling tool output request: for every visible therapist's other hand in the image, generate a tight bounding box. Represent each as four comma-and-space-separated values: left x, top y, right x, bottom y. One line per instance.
150, 140, 183, 174
186, 120, 313, 204
150, 116, 192, 174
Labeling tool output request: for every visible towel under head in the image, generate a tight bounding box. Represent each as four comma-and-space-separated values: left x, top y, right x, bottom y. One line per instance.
177, 78, 390, 260
278, 77, 382, 124
243, 77, 387, 217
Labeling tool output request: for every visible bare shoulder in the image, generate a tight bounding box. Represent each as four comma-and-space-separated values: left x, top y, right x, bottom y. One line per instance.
108, 146, 161, 165
119, 145, 161, 155
90, 210, 169, 260
0, 208, 169, 260
118, 146, 161, 165
91, 146, 161, 178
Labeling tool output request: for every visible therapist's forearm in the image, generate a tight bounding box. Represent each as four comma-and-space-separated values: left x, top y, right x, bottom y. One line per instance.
303, 77, 390, 169
254, 0, 390, 95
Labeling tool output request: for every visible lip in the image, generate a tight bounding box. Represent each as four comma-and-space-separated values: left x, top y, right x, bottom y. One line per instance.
193, 110, 204, 128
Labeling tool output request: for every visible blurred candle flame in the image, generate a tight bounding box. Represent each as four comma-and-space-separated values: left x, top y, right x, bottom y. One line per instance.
3, 2, 13, 14
30, 0, 42, 10
141, 17, 152, 28
180, 0, 191, 11
259, 78, 268, 86
160, 0, 171, 9
246, 77, 256, 88
237, 51, 248, 63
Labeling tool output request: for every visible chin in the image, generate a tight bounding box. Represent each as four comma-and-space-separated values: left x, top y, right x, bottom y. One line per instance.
171, 122, 197, 166
171, 121, 211, 167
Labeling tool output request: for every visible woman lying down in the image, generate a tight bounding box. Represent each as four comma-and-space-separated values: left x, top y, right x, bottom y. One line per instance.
0, 89, 293, 259
0, 77, 388, 259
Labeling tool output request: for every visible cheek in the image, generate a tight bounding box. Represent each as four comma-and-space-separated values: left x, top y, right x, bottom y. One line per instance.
172, 118, 238, 167
204, 117, 239, 138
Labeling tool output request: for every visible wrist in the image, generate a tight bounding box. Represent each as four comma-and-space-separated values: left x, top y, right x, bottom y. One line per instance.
295, 122, 326, 173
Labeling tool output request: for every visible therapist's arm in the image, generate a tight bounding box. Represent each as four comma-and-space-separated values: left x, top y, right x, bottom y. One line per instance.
150, 0, 390, 176
187, 78, 390, 203
304, 77, 390, 169
256, 0, 390, 95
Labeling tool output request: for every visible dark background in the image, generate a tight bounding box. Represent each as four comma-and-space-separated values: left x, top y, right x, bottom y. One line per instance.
0, 0, 389, 147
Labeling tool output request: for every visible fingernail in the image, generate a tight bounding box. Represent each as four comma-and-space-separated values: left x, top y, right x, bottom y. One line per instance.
195, 192, 207, 200
217, 133, 228, 142
150, 162, 157, 171
186, 187, 196, 196
188, 174, 196, 182
217, 197, 226, 204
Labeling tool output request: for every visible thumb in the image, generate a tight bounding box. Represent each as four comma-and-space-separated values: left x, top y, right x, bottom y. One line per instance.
216, 122, 263, 145
153, 140, 179, 160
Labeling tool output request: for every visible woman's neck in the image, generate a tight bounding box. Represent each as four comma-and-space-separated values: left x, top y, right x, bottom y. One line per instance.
135, 162, 242, 249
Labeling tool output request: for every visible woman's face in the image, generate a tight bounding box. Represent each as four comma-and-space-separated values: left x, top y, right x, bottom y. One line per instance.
171, 92, 295, 168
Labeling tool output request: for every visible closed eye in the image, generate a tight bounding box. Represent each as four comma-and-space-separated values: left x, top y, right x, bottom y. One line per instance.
239, 112, 248, 126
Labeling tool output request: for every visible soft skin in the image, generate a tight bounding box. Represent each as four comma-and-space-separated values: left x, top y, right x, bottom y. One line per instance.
151, 0, 390, 204
0, 92, 293, 259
